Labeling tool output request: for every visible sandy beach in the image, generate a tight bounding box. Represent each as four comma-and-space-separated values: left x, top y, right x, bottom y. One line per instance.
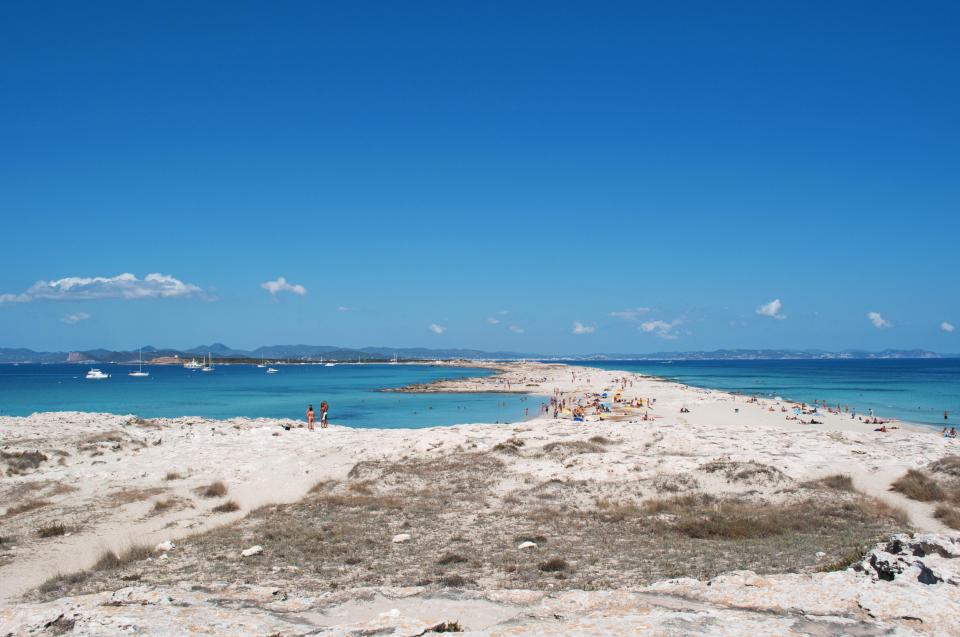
1, 362, 959, 635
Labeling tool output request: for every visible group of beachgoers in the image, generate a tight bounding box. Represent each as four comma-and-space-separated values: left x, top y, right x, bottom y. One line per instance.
546, 377, 657, 422
543, 373, 957, 441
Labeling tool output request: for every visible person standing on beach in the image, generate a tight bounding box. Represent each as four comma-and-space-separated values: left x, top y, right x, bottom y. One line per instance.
320, 400, 329, 428
306, 404, 315, 431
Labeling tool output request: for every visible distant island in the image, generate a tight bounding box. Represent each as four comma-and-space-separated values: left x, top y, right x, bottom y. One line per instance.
0, 344, 953, 364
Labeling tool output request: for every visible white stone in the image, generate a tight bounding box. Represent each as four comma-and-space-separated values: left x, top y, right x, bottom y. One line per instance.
241, 545, 263, 557
518, 541, 538, 550
392, 533, 411, 543
155, 540, 175, 552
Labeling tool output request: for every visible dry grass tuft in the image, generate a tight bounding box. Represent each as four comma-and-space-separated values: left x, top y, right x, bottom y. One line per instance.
151, 499, 175, 514
439, 574, 469, 587
80, 431, 126, 445
38, 571, 88, 596
642, 493, 713, 514
92, 545, 152, 572
652, 473, 700, 493
818, 546, 867, 572
643, 493, 908, 540
47, 483, 79, 497
538, 557, 569, 572
700, 459, 786, 484
437, 553, 468, 565
425, 621, 463, 633
147, 495, 193, 517
348, 480, 375, 495
1, 450, 48, 475
587, 435, 617, 445
309, 479, 337, 494
3, 498, 50, 518
198, 481, 228, 498
890, 470, 945, 502
541, 440, 605, 456
212, 500, 240, 513
109, 487, 166, 506
492, 438, 525, 454
934, 504, 960, 530
813, 474, 856, 492
37, 523, 68, 538
929, 456, 960, 478
164, 471, 184, 481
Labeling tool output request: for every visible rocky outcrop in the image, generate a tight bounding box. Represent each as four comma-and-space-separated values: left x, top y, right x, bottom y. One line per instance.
2, 533, 958, 636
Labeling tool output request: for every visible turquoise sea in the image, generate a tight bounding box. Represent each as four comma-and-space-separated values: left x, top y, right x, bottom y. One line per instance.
0, 363, 539, 428
574, 359, 960, 428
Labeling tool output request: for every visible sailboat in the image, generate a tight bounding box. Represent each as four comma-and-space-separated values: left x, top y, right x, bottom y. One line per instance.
390, 353, 398, 365
201, 352, 214, 372
128, 348, 150, 377
184, 357, 202, 369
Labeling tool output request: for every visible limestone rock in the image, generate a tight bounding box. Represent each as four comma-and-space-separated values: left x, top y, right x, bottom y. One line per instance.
518, 541, 537, 550
392, 533, 411, 543
240, 545, 263, 557
154, 540, 175, 552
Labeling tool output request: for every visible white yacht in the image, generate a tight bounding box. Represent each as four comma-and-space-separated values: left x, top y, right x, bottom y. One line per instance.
85, 368, 109, 380
184, 358, 202, 370
201, 353, 214, 372
266, 367, 279, 374
129, 348, 150, 377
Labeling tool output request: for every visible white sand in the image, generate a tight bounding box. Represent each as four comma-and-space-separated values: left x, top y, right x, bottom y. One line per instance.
1, 361, 957, 605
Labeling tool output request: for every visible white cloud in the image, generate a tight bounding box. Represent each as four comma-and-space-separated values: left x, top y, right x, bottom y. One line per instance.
756, 299, 786, 320
572, 321, 595, 335
496, 310, 509, 315
486, 317, 500, 325
0, 273, 206, 303
609, 308, 651, 321
508, 325, 525, 333
428, 323, 446, 334
261, 277, 307, 296
867, 311, 893, 329
942, 321, 955, 333
61, 312, 91, 324
640, 318, 683, 340
337, 306, 354, 312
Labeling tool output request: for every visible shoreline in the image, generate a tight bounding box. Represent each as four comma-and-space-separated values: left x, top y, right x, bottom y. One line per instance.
567, 360, 954, 431
4, 359, 952, 432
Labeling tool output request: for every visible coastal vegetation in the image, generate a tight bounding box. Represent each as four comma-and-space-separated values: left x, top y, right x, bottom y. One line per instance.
28, 448, 907, 602
888, 459, 960, 530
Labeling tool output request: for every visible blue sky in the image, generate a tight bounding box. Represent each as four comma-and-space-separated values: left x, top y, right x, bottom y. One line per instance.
1, 1, 957, 354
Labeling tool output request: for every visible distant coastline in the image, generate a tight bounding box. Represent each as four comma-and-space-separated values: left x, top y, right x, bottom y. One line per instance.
0, 344, 955, 365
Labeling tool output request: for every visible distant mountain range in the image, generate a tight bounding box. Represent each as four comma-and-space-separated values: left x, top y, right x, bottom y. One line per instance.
0, 345, 954, 364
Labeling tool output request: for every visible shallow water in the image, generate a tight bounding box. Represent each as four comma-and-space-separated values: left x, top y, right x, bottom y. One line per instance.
573, 358, 960, 428
0, 363, 542, 427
